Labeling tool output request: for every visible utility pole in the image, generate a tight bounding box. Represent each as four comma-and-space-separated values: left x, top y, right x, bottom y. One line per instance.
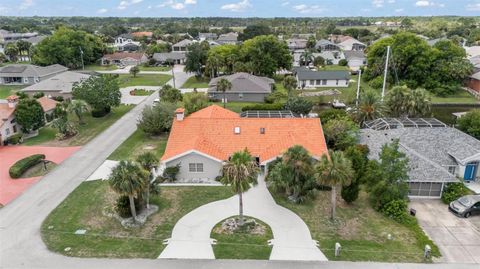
79, 47, 84, 70
381, 46, 390, 101
356, 69, 362, 108
171, 63, 176, 88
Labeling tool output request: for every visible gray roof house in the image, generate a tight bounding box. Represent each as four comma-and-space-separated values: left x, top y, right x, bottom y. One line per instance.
20, 71, 91, 99
198, 33, 218, 41
0, 64, 68, 85
172, 39, 196, 53
315, 39, 340, 51
216, 32, 239, 45
343, 50, 366, 72
294, 67, 350, 89
153, 52, 186, 65
360, 118, 480, 197
208, 72, 274, 102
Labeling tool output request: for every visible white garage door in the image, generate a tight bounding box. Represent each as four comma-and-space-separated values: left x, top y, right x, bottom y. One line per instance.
408, 182, 443, 198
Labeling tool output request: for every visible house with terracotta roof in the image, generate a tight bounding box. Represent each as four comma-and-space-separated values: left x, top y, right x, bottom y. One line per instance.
131, 31, 153, 39
101, 52, 148, 66
160, 105, 328, 183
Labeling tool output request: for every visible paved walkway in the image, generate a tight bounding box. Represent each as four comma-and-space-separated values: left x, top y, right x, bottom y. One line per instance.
159, 174, 327, 261
464, 181, 480, 194
120, 86, 159, 105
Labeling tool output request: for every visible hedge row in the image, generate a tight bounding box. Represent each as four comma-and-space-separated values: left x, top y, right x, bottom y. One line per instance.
9, 154, 46, 179
241, 103, 285, 111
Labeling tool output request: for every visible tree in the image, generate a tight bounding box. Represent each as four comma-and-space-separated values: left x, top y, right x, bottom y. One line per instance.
129, 65, 140, 78
300, 50, 314, 66
15, 98, 45, 133
282, 75, 297, 96
316, 150, 354, 219
137, 102, 176, 135
67, 99, 90, 124
145, 43, 170, 56
183, 92, 208, 114
72, 75, 121, 116
185, 42, 209, 76
284, 96, 313, 115
313, 56, 325, 67
238, 25, 272, 41
136, 152, 159, 209
4, 43, 18, 62
159, 84, 182, 103
221, 149, 259, 226
355, 90, 384, 124
16, 40, 31, 58
385, 85, 431, 118
457, 110, 480, 139
323, 118, 359, 151
267, 145, 316, 203
51, 116, 77, 139
341, 145, 369, 204
109, 160, 147, 222
216, 78, 232, 108
338, 59, 348, 66
32, 27, 105, 69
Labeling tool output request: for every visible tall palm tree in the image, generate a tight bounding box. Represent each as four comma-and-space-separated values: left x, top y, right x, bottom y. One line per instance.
109, 160, 148, 222
282, 75, 297, 96
216, 78, 232, 108
221, 149, 259, 226
408, 88, 431, 117
300, 50, 314, 66
315, 150, 354, 220
136, 152, 159, 209
386, 86, 431, 118
4, 43, 19, 62
281, 145, 315, 201
356, 90, 385, 124
68, 99, 90, 124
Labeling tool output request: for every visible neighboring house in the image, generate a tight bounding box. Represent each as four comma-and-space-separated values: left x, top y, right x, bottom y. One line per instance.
315, 39, 340, 51
0, 30, 38, 43
101, 52, 148, 66
468, 71, 480, 93
36, 96, 58, 122
0, 64, 67, 85
287, 38, 307, 51
208, 72, 274, 102
216, 32, 239, 45
1, 35, 47, 61
20, 71, 91, 99
198, 33, 218, 41
360, 118, 480, 198
0, 95, 19, 145
113, 34, 140, 52
153, 52, 186, 65
294, 67, 350, 88
172, 39, 196, 53
338, 38, 366, 51
131, 31, 153, 39
159, 105, 328, 183
312, 51, 344, 65
343, 50, 366, 72
328, 34, 352, 44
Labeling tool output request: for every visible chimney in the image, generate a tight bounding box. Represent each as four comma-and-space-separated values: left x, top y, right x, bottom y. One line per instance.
6, 95, 19, 109
175, 108, 185, 121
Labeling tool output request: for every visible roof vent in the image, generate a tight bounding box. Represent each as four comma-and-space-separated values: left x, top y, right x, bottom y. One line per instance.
260, 128, 265, 134
234, 126, 241, 134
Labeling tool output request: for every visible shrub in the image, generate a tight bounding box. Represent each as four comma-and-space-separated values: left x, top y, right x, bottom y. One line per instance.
33, 92, 45, 99
9, 154, 46, 178
115, 195, 141, 218
159, 84, 182, 103
16, 91, 28, 99
441, 182, 471, 204
7, 133, 23, 145
380, 199, 413, 224
183, 92, 208, 114
341, 182, 359, 204
137, 102, 176, 135
162, 164, 181, 182
338, 59, 348, 66
241, 103, 284, 111
265, 91, 288, 104
368, 76, 384, 89
284, 96, 313, 115
319, 109, 349, 125
52, 96, 64, 102
91, 106, 111, 118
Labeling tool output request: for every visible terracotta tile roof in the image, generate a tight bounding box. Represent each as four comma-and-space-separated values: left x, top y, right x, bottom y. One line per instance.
102, 52, 145, 61
161, 105, 328, 163
6, 95, 18, 101
132, 31, 153, 38
36, 96, 58, 112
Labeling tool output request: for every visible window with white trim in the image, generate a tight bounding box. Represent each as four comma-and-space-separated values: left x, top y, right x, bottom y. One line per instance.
188, 163, 204, 172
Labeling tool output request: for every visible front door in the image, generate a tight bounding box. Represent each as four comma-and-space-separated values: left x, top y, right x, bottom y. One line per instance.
464, 162, 478, 181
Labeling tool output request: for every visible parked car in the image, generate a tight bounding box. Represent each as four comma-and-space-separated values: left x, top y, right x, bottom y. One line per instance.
449, 195, 480, 218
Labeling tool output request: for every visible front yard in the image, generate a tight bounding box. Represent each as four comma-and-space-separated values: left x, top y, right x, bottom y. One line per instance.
108, 129, 168, 161
118, 74, 172, 87
84, 65, 118, 71
0, 85, 24, 98
41, 181, 233, 258
271, 189, 439, 263
139, 66, 172, 72
181, 76, 210, 88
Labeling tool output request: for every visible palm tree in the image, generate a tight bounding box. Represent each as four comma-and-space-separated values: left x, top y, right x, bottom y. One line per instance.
356, 90, 384, 124
408, 88, 431, 117
315, 150, 354, 220
386, 85, 431, 118
136, 152, 159, 209
282, 75, 297, 96
300, 50, 314, 66
130, 65, 140, 78
221, 149, 259, 226
68, 99, 90, 124
109, 160, 148, 222
216, 78, 232, 108
280, 145, 315, 201
4, 43, 19, 62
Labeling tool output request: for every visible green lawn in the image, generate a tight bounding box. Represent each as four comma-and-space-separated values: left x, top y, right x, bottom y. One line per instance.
181, 76, 210, 88
207, 101, 257, 113
84, 65, 118, 71
211, 217, 273, 260
139, 66, 172, 72
270, 189, 438, 263
0, 85, 24, 99
431, 91, 479, 104
118, 74, 172, 87
108, 129, 168, 161
41, 181, 233, 258
24, 105, 133, 146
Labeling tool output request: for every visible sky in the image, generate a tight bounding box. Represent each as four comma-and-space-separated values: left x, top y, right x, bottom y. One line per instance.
0, 0, 479, 17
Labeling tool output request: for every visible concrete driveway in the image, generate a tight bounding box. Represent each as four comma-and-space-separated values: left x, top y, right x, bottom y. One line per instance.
410, 199, 480, 264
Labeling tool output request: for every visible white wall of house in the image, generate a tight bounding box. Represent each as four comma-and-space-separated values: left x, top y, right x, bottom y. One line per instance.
0, 114, 19, 144
297, 77, 349, 88
165, 152, 223, 182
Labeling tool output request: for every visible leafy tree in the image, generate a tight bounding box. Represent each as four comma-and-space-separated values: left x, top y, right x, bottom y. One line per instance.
238, 25, 272, 41
72, 75, 121, 116
300, 50, 314, 66
159, 84, 182, 103
316, 150, 354, 219
109, 160, 148, 222
323, 118, 359, 151
67, 99, 90, 124
457, 110, 480, 139
183, 92, 208, 114
137, 102, 176, 135
15, 98, 45, 133
185, 42, 209, 75
284, 96, 313, 115
341, 145, 369, 204
216, 78, 232, 108
355, 90, 384, 124
206, 44, 239, 77
51, 116, 77, 139
338, 59, 348, 66
319, 109, 349, 125
282, 75, 297, 96
385, 85, 431, 118
0, 53, 7, 63
129, 65, 140, 78
267, 145, 316, 203
4, 43, 18, 62
136, 152, 159, 209
16, 40, 31, 58
313, 56, 325, 67
221, 149, 259, 225
32, 27, 105, 69
145, 43, 170, 56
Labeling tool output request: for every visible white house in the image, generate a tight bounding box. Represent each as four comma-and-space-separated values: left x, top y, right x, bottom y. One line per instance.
343, 50, 366, 72
338, 38, 366, 51
113, 34, 140, 52
0, 95, 20, 145
294, 67, 350, 89
172, 39, 197, 53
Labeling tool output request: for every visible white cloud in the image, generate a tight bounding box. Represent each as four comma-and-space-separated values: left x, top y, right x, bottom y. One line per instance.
171, 2, 185, 9
185, 0, 197, 4
415, 1, 445, 7
0, 6, 10, 14
97, 8, 108, 14
281, 1, 289, 6
117, 0, 143, 10
387, 0, 395, 3
157, 0, 196, 10
19, 0, 34, 10
395, 8, 404, 12
466, 3, 480, 11
372, 0, 384, 8
293, 4, 325, 14
220, 0, 252, 12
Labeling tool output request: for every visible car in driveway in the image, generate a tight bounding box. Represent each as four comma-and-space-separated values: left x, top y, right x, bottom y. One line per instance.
449, 195, 480, 218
